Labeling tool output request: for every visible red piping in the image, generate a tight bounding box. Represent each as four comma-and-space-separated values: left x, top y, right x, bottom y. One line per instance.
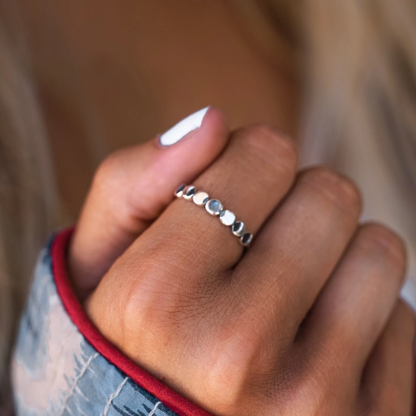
51, 228, 212, 416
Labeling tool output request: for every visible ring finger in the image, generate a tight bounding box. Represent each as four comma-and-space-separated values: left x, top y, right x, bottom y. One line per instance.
229, 167, 362, 342
124, 125, 299, 282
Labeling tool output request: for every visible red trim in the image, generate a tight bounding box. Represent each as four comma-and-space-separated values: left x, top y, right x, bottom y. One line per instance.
51, 228, 212, 416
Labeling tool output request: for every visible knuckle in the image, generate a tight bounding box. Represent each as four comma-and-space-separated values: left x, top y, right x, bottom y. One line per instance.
234, 124, 298, 174
92, 150, 125, 190
300, 167, 362, 216
358, 223, 407, 274
121, 242, 222, 329
290, 371, 338, 416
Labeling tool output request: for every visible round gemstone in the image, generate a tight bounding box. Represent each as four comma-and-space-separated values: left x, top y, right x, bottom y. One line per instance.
193, 191, 209, 206
231, 221, 246, 237
205, 199, 223, 216
183, 185, 197, 200
219, 210, 236, 226
240, 232, 253, 247
174, 184, 186, 198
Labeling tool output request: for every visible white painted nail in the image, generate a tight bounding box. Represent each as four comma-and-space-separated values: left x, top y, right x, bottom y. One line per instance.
159, 107, 210, 146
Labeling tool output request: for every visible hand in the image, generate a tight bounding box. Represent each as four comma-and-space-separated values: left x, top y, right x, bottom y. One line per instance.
69, 109, 415, 416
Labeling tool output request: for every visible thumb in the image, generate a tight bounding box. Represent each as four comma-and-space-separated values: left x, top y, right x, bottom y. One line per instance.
69, 107, 229, 299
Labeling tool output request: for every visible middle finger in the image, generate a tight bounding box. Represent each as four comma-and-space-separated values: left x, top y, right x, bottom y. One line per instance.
232, 167, 362, 338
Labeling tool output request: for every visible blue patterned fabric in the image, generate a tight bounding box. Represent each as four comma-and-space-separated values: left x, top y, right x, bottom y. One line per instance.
12, 240, 177, 416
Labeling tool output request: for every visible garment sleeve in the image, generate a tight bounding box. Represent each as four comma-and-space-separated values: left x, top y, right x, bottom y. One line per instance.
12, 228, 211, 416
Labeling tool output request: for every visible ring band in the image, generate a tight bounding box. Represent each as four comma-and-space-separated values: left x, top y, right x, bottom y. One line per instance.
174, 184, 253, 247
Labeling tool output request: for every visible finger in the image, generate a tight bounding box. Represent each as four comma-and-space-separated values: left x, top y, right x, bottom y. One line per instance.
360, 300, 415, 416
230, 167, 362, 340
123, 125, 298, 284
303, 223, 407, 378
69, 107, 229, 298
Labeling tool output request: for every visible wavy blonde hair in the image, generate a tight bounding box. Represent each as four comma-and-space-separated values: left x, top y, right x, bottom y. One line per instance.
1, 0, 416, 410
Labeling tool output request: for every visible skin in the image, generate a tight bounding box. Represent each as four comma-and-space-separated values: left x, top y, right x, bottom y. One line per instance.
69, 109, 415, 415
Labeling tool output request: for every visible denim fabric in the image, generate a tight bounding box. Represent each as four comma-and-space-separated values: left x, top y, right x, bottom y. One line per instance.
12, 242, 177, 416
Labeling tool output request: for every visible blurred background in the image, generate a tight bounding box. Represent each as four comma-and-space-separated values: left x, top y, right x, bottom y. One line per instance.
9, 0, 301, 218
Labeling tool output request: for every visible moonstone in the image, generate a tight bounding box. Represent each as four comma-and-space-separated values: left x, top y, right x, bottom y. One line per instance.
193, 191, 209, 206
219, 210, 236, 226
205, 199, 223, 215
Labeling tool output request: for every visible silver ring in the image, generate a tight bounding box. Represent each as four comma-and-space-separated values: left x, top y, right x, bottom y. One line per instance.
174, 184, 253, 247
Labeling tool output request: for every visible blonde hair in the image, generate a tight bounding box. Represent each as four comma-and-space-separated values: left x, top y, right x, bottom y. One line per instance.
0, 4, 58, 411
1, 0, 416, 408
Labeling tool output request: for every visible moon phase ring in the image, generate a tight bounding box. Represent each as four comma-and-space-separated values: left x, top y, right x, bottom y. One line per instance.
174, 184, 253, 247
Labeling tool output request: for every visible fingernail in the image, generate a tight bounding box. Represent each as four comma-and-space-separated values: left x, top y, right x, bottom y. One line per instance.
159, 106, 210, 146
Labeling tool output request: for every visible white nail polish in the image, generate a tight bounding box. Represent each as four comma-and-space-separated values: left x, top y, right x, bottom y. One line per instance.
159, 107, 210, 146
